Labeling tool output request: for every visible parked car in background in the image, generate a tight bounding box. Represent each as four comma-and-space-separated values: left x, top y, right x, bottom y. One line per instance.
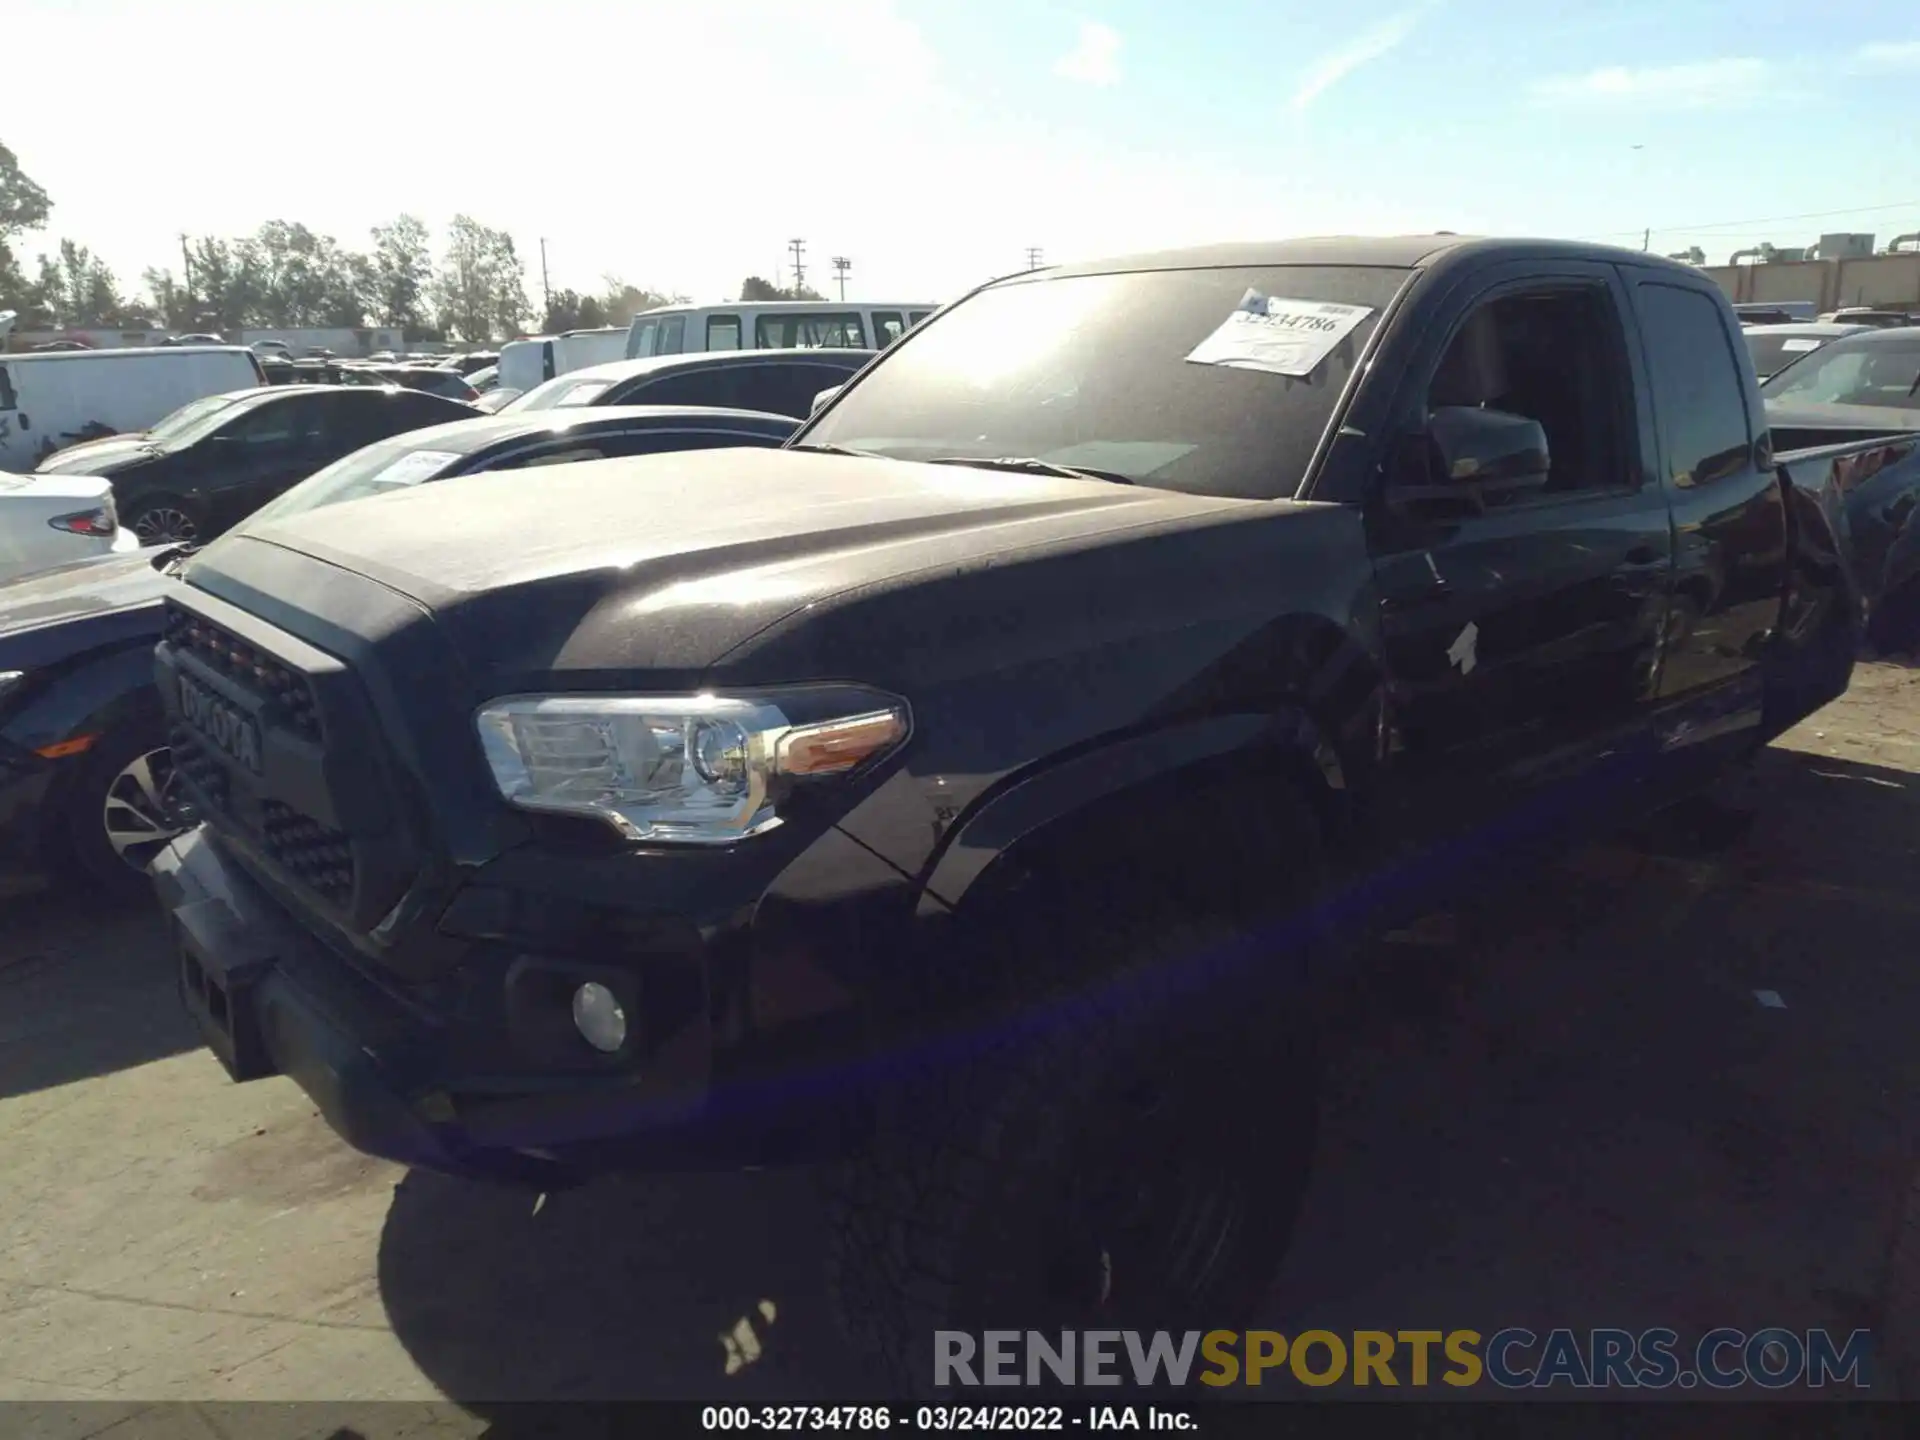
442, 351, 500, 376
506, 348, 875, 418
30, 341, 92, 352
164, 334, 228, 347
0, 403, 797, 897
624, 300, 935, 358
1733, 301, 1817, 324
359, 365, 480, 402
33, 384, 480, 543
1741, 322, 1871, 380
474, 388, 521, 413
1823, 307, 1917, 329
497, 328, 632, 395
465, 364, 500, 393
1, 345, 267, 471
1761, 325, 1920, 651
0, 469, 139, 585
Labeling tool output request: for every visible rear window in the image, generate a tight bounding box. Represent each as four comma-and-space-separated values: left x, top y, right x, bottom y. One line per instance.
755, 312, 867, 348
1764, 334, 1920, 409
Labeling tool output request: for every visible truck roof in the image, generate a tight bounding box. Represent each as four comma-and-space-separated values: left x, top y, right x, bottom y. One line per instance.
1044, 234, 1711, 280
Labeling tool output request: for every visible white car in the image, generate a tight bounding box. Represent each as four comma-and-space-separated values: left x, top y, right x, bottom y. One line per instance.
0, 470, 140, 585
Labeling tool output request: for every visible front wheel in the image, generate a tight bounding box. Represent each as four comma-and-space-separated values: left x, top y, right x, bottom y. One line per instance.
826, 916, 1322, 1397
60, 719, 195, 901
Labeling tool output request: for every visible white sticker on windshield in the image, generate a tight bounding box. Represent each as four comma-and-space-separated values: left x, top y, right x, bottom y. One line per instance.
1185, 292, 1374, 378
1779, 338, 1822, 352
369, 449, 461, 490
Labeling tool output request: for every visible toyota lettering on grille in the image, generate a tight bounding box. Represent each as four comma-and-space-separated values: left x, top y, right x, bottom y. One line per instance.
178, 674, 263, 774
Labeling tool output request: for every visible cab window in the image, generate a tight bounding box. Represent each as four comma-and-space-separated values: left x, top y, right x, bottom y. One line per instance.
872, 311, 906, 346
707, 315, 742, 350
629, 318, 659, 357
657, 316, 687, 355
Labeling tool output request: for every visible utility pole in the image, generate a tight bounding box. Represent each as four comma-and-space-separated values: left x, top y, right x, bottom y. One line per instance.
1642, 227, 1650, 253
831, 256, 851, 301
1025, 246, 1044, 271
789, 238, 809, 296
539, 238, 552, 316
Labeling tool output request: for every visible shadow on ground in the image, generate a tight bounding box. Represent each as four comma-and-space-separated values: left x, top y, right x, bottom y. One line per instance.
354, 743, 1917, 1403
0, 883, 191, 1100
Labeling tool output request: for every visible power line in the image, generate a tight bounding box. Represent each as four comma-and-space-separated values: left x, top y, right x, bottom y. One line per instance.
831, 256, 851, 302
1025, 246, 1044, 270
1577, 198, 1920, 243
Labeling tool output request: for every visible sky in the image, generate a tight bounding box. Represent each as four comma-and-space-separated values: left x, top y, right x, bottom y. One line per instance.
8, 0, 1920, 309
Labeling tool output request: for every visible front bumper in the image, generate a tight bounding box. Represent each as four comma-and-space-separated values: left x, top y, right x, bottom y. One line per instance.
151, 825, 744, 1185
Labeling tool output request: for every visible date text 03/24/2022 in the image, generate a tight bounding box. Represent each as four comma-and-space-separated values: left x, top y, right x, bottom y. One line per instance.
700, 1406, 1192, 1432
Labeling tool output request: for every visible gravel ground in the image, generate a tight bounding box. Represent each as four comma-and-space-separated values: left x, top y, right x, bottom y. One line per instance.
3, 664, 1918, 1428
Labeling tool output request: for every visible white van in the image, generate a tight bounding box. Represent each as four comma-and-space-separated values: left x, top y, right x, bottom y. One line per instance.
624, 301, 938, 360
0, 345, 265, 470
497, 328, 632, 396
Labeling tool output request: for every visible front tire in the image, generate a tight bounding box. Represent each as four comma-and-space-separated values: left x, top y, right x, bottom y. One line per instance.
60, 717, 194, 901
827, 910, 1324, 1397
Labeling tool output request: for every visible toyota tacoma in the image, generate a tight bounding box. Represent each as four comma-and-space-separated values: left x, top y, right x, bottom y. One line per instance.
149, 236, 1866, 1390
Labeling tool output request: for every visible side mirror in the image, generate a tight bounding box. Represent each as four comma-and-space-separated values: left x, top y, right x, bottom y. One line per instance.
810, 384, 843, 415
1391, 406, 1550, 508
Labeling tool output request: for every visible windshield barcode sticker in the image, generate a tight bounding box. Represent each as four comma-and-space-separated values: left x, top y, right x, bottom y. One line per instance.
1185, 291, 1375, 378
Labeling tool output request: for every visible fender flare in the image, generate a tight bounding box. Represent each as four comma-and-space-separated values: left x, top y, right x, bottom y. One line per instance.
916, 706, 1349, 916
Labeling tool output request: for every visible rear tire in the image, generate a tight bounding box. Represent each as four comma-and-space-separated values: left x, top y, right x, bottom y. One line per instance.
826, 791, 1331, 1398
60, 714, 193, 903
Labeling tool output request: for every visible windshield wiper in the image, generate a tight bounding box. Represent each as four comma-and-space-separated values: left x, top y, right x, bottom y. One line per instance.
922, 456, 1135, 486
788, 442, 884, 458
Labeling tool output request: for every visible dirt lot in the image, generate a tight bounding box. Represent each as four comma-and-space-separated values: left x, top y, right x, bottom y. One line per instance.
4, 664, 1920, 1425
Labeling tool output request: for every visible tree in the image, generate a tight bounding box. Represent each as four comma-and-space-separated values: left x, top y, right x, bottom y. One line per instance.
238, 221, 366, 328
141, 267, 198, 329
601, 277, 678, 325
0, 142, 52, 312
431, 215, 529, 341
542, 286, 586, 333
369, 214, 432, 331
738, 275, 824, 302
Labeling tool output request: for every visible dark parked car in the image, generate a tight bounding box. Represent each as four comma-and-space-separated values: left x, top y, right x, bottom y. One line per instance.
148, 235, 1869, 1390
32, 384, 480, 543
1761, 325, 1920, 650
507, 347, 874, 417
442, 351, 499, 376
0, 404, 797, 897
361, 365, 480, 402
1741, 321, 1870, 380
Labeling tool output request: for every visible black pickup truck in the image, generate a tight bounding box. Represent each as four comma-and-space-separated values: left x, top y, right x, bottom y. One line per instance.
149, 236, 1864, 1389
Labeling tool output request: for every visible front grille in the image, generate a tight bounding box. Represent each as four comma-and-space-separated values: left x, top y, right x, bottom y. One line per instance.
163, 602, 322, 741
169, 728, 231, 811
260, 800, 355, 906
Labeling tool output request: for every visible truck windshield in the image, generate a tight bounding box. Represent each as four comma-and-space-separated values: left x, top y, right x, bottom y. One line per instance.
1763, 333, 1920, 409
797, 265, 1409, 500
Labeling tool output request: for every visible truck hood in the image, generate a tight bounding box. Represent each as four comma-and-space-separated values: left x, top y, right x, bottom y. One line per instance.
191, 447, 1255, 686
34, 438, 165, 476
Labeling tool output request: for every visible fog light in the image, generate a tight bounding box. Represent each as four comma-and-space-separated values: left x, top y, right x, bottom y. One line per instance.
571, 982, 627, 1053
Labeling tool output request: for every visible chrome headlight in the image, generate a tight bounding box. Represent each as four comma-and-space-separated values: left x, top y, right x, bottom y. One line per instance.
474, 689, 910, 844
